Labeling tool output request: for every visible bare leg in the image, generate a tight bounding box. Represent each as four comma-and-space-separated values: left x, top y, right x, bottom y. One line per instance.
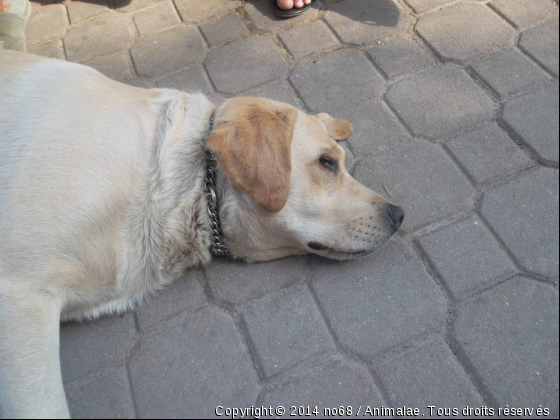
0, 287, 70, 419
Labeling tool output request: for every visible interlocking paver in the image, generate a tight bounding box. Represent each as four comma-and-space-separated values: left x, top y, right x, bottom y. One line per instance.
418, 216, 516, 299
261, 360, 385, 418
129, 307, 260, 418
490, 0, 559, 30
133, 1, 181, 36
386, 66, 495, 139
28, 40, 65, 60
377, 337, 483, 418
135, 270, 207, 331
519, 18, 560, 77
131, 26, 208, 78
26, 4, 68, 48
417, 2, 517, 63
404, 0, 455, 14
156, 64, 214, 93
325, 0, 413, 46
355, 141, 476, 231
200, 12, 249, 48
242, 288, 334, 377
455, 277, 559, 415
446, 123, 534, 184
503, 83, 559, 163
471, 48, 551, 98
89, 52, 133, 82
244, 0, 321, 32
66, 0, 110, 24
334, 100, 411, 157
205, 35, 288, 94
280, 20, 339, 60
206, 256, 308, 307
290, 50, 385, 115
64, 13, 134, 64
60, 314, 137, 384
245, 81, 302, 108
312, 238, 447, 358
174, 0, 243, 24
367, 37, 434, 79
66, 367, 135, 419
481, 167, 559, 279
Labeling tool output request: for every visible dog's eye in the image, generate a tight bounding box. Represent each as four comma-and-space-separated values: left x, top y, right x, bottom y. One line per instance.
319, 156, 338, 172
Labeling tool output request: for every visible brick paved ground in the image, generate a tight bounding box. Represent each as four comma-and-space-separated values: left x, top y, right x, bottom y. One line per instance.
22, 0, 559, 418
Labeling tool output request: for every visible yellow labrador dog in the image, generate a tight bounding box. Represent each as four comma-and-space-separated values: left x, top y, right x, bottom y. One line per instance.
0, 49, 404, 419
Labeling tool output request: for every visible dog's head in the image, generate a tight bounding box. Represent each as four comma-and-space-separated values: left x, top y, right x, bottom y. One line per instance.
208, 97, 404, 261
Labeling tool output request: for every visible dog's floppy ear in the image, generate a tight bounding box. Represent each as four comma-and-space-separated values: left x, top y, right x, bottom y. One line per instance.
207, 97, 297, 213
315, 113, 354, 140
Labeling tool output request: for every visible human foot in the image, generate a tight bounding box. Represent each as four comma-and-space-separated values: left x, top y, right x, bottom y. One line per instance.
277, 0, 312, 10
274, 0, 313, 18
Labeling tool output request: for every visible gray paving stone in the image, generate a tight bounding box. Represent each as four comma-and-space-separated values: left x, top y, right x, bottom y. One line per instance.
334, 100, 411, 157
325, 0, 413, 46
244, 0, 322, 33
404, 0, 455, 14
29, 40, 65, 60
280, 20, 339, 60
447, 123, 534, 184
64, 13, 134, 64
66, 367, 135, 419
490, 0, 559, 30
174, 0, 243, 24
205, 36, 288, 94
242, 288, 334, 377
417, 2, 517, 62
245, 81, 302, 108
355, 141, 475, 231
26, 4, 68, 47
89, 53, 133, 82
60, 314, 137, 384
519, 18, 559, 77
206, 257, 308, 305
129, 307, 259, 418
67, 0, 110, 24
290, 50, 386, 115
503, 84, 559, 163
261, 360, 385, 419
135, 270, 207, 331
377, 337, 483, 418
455, 277, 559, 415
471, 49, 551, 98
133, 1, 181, 36
114, 0, 152, 13
312, 238, 447, 358
131, 26, 208, 77
386, 66, 495, 139
481, 167, 559, 278
156, 64, 213, 93
419, 216, 516, 299
367, 37, 434, 79
200, 12, 249, 48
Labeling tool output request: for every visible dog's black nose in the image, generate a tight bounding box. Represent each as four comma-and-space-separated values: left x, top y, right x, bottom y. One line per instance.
385, 204, 405, 229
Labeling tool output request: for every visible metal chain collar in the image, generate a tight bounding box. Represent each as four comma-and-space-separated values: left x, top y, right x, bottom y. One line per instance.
205, 114, 230, 257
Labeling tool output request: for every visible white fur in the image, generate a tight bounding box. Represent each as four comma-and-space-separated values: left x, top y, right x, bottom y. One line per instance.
0, 51, 214, 418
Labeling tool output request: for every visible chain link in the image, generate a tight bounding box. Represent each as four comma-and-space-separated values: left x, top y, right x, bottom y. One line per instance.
205, 147, 230, 257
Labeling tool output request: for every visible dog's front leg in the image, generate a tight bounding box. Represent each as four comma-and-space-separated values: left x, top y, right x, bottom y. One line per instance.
0, 290, 70, 419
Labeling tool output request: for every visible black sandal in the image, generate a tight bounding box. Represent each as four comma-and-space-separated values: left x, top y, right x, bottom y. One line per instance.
273, 0, 315, 19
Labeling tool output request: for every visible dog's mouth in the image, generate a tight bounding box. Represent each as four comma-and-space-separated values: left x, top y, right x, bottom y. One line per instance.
307, 241, 378, 260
